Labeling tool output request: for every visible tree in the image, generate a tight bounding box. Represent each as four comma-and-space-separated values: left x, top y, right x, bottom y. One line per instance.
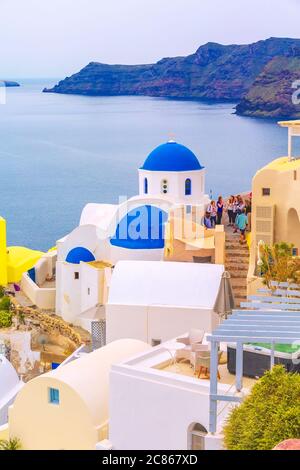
0, 438, 21, 450
223, 366, 300, 450
258, 242, 300, 288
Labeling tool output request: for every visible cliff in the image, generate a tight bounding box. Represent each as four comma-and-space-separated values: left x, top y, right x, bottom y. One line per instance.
236, 56, 300, 118
44, 37, 300, 118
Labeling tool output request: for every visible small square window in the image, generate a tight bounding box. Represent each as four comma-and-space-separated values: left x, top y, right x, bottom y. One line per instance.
49, 387, 60, 405
292, 248, 298, 257
186, 205, 192, 215
74, 272, 79, 280
262, 188, 271, 196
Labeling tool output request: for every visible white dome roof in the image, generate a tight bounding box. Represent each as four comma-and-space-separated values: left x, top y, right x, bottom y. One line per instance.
0, 356, 19, 397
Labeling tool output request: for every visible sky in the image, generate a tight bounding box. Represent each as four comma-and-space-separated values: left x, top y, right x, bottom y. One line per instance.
0, 0, 299, 79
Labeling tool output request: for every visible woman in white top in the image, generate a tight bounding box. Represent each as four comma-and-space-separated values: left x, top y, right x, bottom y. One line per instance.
207, 200, 217, 228
226, 196, 235, 226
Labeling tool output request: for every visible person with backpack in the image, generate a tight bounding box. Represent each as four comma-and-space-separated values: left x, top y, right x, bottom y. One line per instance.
235, 208, 248, 244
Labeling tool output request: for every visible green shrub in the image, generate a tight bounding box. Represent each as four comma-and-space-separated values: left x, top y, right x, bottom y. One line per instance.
0, 438, 21, 450
223, 366, 300, 450
0, 286, 5, 298
0, 310, 12, 328
0, 296, 11, 311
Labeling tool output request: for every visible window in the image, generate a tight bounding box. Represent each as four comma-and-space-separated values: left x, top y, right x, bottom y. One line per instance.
186, 205, 192, 215
144, 178, 148, 194
87, 288, 91, 295
161, 179, 168, 194
292, 248, 299, 257
185, 178, 192, 196
187, 423, 207, 451
49, 387, 60, 405
294, 170, 297, 181
262, 188, 271, 196
74, 272, 79, 280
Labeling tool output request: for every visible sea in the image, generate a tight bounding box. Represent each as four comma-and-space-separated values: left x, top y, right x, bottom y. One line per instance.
0, 79, 294, 251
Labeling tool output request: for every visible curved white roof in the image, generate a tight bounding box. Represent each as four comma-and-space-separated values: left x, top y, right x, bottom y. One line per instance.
0, 357, 20, 397
108, 261, 224, 308
20, 339, 150, 427
80, 204, 118, 231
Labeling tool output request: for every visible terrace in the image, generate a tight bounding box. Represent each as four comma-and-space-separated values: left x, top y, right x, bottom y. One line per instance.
208, 307, 300, 433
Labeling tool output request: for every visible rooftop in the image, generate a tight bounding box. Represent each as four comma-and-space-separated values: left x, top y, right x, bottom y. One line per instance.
141, 141, 204, 172
88, 260, 113, 269
278, 120, 300, 128
108, 261, 224, 307
259, 156, 300, 173
112, 335, 254, 395
159, 358, 256, 390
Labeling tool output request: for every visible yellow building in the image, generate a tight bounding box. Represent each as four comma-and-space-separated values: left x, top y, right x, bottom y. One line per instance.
0, 216, 44, 285
248, 120, 300, 293
0, 218, 8, 286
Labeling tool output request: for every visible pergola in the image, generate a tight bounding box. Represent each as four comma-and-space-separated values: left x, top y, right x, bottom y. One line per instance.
207, 309, 300, 434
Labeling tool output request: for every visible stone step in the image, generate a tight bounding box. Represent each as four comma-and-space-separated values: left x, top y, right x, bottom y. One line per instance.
226, 243, 249, 250
225, 266, 248, 280
231, 278, 248, 288
228, 271, 248, 279
226, 250, 249, 258
234, 295, 247, 301
226, 261, 249, 268
232, 292, 247, 299
232, 285, 247, 294
225, 256, 249, 264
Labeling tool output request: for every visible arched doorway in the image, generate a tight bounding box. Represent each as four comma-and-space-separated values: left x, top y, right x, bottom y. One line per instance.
187, 423, 208, 450
287, 208, 300, 253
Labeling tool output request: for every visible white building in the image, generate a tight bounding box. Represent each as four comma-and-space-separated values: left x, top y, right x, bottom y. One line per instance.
53, 141, 210, 325
108, 337, 243, 450
106, 260, 224, 344
0, 356, 23, 426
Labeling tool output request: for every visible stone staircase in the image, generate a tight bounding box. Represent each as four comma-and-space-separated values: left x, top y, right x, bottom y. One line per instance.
225, 231, 250, 307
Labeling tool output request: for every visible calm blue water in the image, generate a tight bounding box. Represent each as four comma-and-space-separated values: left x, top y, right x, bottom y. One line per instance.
0, 80, 290, 251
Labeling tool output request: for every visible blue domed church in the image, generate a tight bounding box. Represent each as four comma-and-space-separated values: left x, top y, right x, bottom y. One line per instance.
139, 141, 208, 205
55, 140, 209, 324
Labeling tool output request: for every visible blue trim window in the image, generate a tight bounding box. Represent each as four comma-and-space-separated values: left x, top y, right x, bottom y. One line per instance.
144, 178, 148, 194
49, 387, 60, 405
185, 178, 192, 196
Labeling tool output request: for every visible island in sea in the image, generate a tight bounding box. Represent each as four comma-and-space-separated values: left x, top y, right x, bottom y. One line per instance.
43, 37, 300, 119
1, 81, 20, 87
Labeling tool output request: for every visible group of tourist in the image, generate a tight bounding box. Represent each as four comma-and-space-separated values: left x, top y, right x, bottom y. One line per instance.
202, 194, 252, 244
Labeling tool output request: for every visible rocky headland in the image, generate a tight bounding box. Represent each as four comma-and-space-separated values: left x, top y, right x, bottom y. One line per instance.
44, 37, 300, 119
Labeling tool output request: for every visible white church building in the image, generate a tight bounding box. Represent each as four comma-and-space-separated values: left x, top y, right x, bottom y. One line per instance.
21, 140, 213, 327
54, 140, 210, 325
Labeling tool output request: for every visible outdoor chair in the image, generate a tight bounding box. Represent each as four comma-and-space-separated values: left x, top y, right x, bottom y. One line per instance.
195, 350, 223, 380
175, 329, 205, 363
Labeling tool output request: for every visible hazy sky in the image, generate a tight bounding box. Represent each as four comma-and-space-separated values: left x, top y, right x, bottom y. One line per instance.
0, 0, 299, 78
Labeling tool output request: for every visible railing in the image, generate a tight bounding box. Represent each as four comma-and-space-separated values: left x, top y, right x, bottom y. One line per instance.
57, 344, 87, 369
